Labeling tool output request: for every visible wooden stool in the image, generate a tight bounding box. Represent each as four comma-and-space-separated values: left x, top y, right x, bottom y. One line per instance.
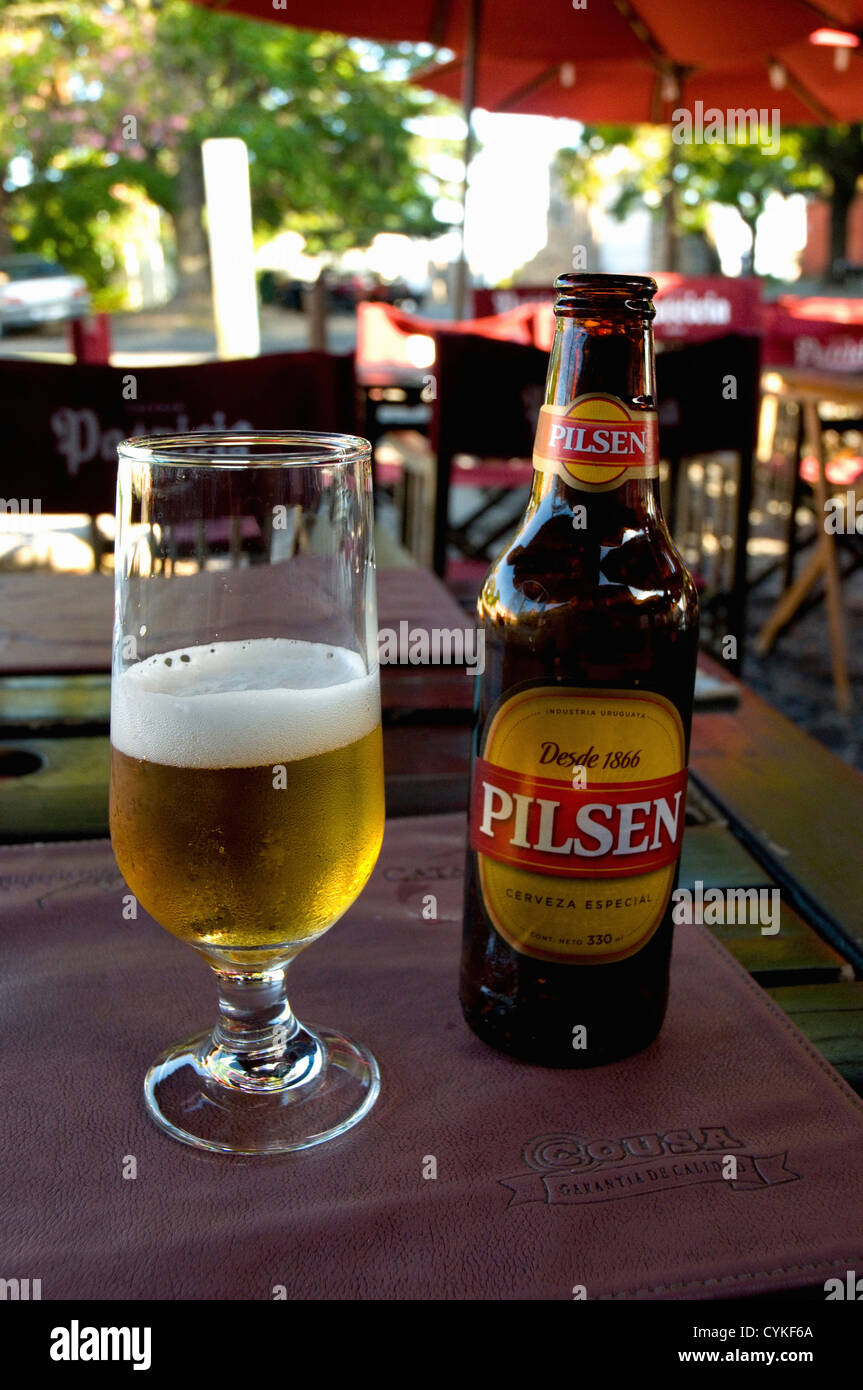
756, 368, 860, 714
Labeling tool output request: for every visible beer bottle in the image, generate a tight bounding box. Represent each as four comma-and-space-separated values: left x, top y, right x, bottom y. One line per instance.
461, 272, 699, 1066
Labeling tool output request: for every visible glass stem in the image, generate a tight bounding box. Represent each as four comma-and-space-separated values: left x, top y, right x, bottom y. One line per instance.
203, 958, 324, 1092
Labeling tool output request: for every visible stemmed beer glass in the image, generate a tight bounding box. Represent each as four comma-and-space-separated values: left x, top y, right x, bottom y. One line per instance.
109, 432, 383, 1154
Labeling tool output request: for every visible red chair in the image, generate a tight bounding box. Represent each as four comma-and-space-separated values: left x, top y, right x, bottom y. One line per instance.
472, 287, 552, 318
357, 300, 543, 455
68, 315, 113, 366
0, 352, 358, 568
429, 332, 549, 584
764, 296, 863, 374
476, 276, 764, 349
652, 274, 763, 344
356, 300, 538, 380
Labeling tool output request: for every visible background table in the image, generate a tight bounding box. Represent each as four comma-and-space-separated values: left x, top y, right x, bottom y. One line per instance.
0, 564, 473, 702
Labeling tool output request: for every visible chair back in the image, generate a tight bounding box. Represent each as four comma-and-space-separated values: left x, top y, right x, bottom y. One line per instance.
476, 277, 764, 346
356, 301, 538, 384
763, 295, 863, 374
429, 332, 549, 576
656, 332, 762, 669
0, 351, 357, 521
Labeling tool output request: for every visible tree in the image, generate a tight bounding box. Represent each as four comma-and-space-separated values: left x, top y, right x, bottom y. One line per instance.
0, 0, 110, 256
791, 124, 863, 280
663, 126, 859, 279
558, 120, 861, 280
558, 125, 685, 270
1, 0, 447, 295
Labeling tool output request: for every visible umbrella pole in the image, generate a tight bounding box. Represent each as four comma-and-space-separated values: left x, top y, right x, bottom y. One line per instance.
453, 0, 482, 320
663, 128, 681, 273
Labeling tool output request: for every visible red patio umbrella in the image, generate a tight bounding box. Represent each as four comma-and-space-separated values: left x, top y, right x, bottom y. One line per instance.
419, 21, 863, 124
193, 0, 838, 66
417, 13, 863, 280
191, 0, 862, 309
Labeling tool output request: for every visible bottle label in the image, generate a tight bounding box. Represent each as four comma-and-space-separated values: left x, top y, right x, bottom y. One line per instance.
532, 392, 659, 492
469, 686, 687, 964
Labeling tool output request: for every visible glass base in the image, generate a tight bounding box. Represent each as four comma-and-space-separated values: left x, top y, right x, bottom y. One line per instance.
143, 1023, 380, 1155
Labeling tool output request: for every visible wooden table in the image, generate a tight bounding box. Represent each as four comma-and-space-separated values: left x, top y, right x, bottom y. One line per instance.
757, 365, 863, 713
0, 565, 475, 715
1, 571, 861, 1097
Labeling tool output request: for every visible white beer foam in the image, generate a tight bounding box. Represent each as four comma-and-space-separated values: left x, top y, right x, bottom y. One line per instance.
111, 638, 380, 768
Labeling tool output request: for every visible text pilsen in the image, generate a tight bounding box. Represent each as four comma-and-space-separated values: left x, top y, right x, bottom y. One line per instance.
479, 783, 682, 858
548, 424, 647, 455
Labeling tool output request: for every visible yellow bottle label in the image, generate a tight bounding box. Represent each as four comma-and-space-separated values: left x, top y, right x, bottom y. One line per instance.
532, 392, 659, 492
470, 686, 686, 964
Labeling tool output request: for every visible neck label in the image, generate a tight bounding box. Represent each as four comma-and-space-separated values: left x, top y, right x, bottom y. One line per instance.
533, 393, 659, 492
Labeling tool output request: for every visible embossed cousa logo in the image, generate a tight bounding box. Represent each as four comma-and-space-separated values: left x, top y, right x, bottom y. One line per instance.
499, 1127, 800, 1207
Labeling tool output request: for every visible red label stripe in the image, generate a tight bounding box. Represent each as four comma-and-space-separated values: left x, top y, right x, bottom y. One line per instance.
534, 410, 658, 470
470, 759, 687, 879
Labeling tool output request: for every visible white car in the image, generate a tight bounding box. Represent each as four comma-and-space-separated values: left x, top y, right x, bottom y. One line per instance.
0, 255, 90, 333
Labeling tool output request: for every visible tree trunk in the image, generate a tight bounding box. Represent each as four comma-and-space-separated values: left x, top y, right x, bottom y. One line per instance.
663, 137, 681, 272
170, 145, 211, 299
305, 276, 328, 352
827, 175, 856, 282
0, 184, 14, 257
742, 216, 758, 275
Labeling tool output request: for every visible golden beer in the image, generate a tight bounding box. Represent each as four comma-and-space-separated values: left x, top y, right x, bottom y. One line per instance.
110, 639, 384, 954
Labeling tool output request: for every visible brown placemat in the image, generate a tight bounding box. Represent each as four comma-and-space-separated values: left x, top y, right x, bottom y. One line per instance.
1, 813, 861, 1300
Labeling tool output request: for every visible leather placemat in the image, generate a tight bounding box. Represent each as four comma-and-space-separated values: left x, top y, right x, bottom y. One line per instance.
1, 813, 861, 1300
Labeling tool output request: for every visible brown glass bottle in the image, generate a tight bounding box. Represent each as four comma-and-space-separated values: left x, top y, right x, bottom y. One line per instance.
460, 273, 699, 1067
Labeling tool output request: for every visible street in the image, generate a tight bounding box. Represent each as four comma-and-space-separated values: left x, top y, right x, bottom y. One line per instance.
0, 302, 358, 365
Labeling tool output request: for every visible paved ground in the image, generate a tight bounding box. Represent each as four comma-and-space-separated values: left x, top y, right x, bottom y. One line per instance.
743, 555, 862, 772
0, 303, 358, 364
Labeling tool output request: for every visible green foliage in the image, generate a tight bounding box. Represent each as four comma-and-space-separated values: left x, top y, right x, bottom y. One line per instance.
790, 123, 863, 195
559, 121, 863, 267
0, 0, 446, 280
9, 159, 127, 288
91, 284, 128, 312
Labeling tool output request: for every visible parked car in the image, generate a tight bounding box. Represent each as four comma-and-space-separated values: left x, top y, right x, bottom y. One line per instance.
0, 255, 90, 334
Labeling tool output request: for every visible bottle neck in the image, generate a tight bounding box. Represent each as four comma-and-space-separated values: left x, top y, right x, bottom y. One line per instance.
547, 301, 656, 406
528, 302, 663, 525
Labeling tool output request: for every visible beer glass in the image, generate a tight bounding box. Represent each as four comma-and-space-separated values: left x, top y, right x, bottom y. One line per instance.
110, 432, 384, 1153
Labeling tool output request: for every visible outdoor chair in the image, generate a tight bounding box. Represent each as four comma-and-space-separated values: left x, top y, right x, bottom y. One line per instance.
0, 352, 358, 570
655, 332, 762, 673
429, 331, 549, 586
357, 300, 541, 457
756, 376, 863, 599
